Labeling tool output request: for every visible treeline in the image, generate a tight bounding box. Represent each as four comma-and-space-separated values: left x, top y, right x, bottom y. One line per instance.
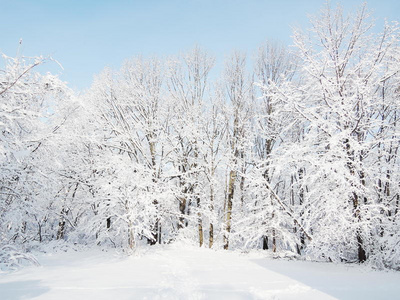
1, 4, 400, 269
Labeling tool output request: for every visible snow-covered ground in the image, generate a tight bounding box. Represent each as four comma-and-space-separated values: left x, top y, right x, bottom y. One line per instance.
0, 244, 399, 300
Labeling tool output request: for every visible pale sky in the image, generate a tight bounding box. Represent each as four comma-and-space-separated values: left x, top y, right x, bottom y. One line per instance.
1, 0, 399, 91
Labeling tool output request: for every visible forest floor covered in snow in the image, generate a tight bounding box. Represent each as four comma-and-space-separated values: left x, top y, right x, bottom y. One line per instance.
0, 244, 399, 300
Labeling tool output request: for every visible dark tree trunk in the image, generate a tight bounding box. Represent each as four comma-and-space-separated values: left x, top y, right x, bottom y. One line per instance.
106, 217, 111, 229
57, 208, 66, 240
262, 236, 269, 250
357, 233, 367, 262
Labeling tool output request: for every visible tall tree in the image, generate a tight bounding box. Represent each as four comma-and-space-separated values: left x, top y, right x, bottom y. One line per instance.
167, 47, 215, 246
264, 3, 400, 263
222, 51, 254, 250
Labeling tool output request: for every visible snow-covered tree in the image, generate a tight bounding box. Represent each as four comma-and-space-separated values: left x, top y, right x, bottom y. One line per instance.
166, 47, 215, 246
0, 52, 72, 256
263, 3, 400, 265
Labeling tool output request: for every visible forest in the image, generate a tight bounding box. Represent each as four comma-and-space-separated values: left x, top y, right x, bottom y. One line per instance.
1, 4, 400, 271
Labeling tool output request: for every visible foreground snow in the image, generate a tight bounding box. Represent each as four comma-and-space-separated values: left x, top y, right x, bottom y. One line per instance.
0, 245, 399, 300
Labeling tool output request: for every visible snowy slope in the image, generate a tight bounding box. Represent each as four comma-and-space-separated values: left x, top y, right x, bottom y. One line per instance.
0, 245, 399, 300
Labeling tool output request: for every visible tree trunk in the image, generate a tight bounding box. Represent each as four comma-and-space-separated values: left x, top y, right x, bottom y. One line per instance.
178, 198, 187, 229
262, 236, 269, 250
56, 208, 66, 240
128, 219, 135, 250
197, 197, 204, 247
224, 170, 236, 250
38, 222, 42, 243
345, 138, 367, 263
357, 231, 366, 262
272, 228, 277, 253
148, 219, 160, 245
209, 187, 214, 248
106, 217, 111, 229
209, 223, 214, 248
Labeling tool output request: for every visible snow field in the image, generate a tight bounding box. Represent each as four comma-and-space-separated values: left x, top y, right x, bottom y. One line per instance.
1, 245, 399, 300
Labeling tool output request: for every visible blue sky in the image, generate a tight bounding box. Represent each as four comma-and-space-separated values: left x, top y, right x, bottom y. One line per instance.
1, 0, 399, 91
